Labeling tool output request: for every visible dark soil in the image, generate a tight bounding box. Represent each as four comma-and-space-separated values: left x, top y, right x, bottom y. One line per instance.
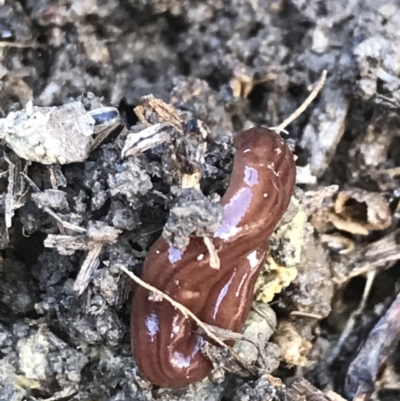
1, 1, 400, 400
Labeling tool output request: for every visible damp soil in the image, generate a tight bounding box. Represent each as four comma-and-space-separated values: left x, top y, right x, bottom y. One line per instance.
1, 1, 400, 400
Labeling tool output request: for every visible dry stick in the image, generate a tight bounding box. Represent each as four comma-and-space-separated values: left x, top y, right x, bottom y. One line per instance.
270, 70, 328, 133
120, 264, 256, 374
345, 291, 400, 401
327, 270, 377, 364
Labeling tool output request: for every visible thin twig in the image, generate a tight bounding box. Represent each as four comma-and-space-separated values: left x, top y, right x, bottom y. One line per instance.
344, 291, 400, 400
121, 123, 171, 158
73, 242, 104, 295
5, 157, 15, 229
45, 167, 67, 235
290, 311, 323, 319
288, 378, 346, 401
120, 265, 228, 348
338, 228, 400, 283
271, 70, 327, 132
120, 264, 254, 372
327, 270, 376, 364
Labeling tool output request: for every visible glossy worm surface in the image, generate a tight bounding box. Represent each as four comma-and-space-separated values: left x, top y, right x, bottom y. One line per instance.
131, 127, 296, 387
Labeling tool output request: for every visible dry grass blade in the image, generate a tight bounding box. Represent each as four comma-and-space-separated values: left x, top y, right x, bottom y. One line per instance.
270, 70, 327, 132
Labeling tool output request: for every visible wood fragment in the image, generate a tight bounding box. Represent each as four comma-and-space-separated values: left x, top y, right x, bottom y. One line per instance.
44, 235, 88, 253
121, 123, 171, 158
327, 271, 376, 364
181, 172, 201, 190
345, 291, 400, 401
48, 166, 67, 188
332, 190, 391, 235
5, 157, 15, 230
287, 378, 346, 401
134, 94, 184, 131
46, 225, 121, 295
72, 242, 104, 295
303, 185, 339, 216
4, 155, 30, 230
47, 166, 67, 234
343, 228, 400, 282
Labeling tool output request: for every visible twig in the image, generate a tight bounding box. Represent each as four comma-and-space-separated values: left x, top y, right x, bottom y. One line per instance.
4, 155, 30, 241
5, 157, 15, 229
345, 291, 400, 400
121, 123, 171, 158
120, 264, 255, 373
270, 70, 327, 132
44, 235, 88, 251
72, 243, 104, 295
327, 271, 376, 364
341, 228, 400, 283
290, 311, 323, 319
288, 378, 346, 401
121, 265, 228, 348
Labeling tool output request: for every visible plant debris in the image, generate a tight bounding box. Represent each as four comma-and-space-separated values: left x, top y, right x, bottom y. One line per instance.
2, 0, 400, 400
345, 292, 400, 401
0, 96, 120, 164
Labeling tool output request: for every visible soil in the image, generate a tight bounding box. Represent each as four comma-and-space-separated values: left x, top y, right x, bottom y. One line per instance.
1, 1, 400, 400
